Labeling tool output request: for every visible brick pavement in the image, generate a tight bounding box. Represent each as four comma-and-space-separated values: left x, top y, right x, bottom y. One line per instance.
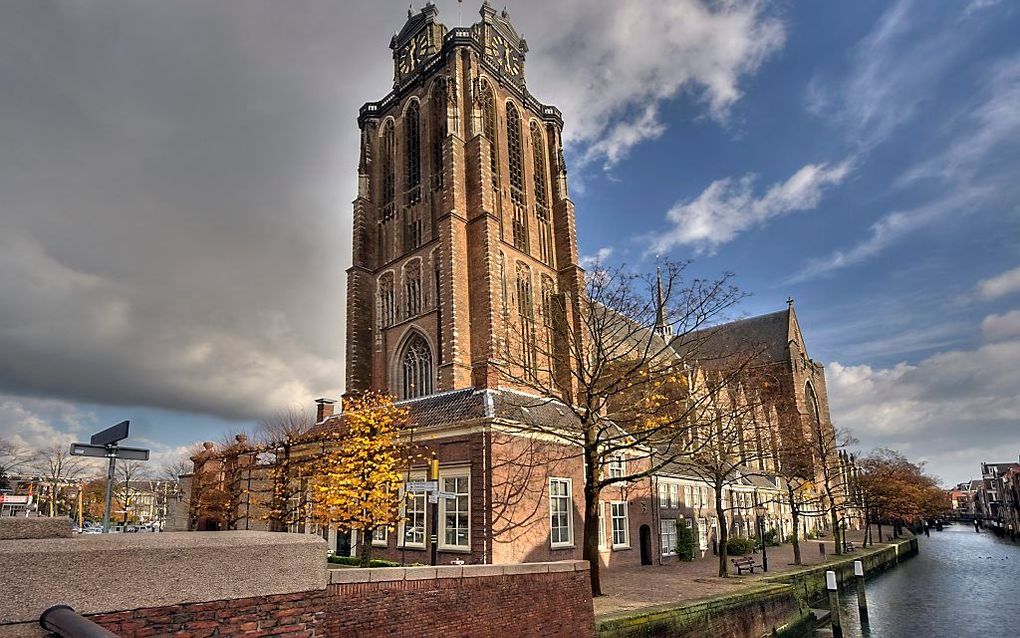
595, 526, 910, 616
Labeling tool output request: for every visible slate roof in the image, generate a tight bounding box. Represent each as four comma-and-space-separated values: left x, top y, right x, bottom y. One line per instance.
670, 309, 791, 365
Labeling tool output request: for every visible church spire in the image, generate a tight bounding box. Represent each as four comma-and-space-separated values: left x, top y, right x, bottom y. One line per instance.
653, 266, 673, 339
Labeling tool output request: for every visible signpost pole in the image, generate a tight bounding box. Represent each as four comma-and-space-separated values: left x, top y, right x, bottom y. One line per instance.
102, 451, 116, 533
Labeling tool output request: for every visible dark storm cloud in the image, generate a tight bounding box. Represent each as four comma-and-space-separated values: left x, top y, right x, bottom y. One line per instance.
0, 0, 402, 419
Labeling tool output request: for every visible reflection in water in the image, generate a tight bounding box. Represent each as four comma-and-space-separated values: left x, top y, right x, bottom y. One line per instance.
815, 526, 1020, 637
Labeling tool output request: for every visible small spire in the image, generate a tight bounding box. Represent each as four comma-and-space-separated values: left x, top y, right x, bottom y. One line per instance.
653, 265, 672, 338
786, 296, 794, 307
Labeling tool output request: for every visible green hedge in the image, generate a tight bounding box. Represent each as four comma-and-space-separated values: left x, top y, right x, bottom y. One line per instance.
327, 555, 402, 568
676, 525, 697, 561
726, 537, 756, 555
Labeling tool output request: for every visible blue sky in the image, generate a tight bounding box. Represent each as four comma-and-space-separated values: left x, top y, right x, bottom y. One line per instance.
1, 0, 1017, 485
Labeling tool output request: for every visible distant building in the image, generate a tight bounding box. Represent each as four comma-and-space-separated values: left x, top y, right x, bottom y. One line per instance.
975, 457, 1020, 533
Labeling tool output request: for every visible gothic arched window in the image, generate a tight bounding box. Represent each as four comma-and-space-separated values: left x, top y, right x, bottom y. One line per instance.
531, 122, 553, 265
805, 382, 821, 425
404, 260, 422, 318
379, 272, 395, 327
405, 101, 422, 204
381, 121, 396, 221
506, 102, 524, 204
401, 333, 433, 400
516, 264, 537, 375
481, 82, 498, 189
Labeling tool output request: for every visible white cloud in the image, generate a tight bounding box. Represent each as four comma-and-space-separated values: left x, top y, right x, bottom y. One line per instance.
791, 184, 991, 282
806, 0, 967, 150
900, 56, 1020, 185
580, 247, 615, 269
650, 160, 852, 254
526, 0, 785, 169
977, 266, 1020, 300
981, 309, 1020, 342
828, 337, 1020, 484
0, 394, 97, 451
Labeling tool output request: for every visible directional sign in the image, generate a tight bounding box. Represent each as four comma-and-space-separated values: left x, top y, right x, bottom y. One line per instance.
90, 420, 129, 446
406, 480, 438, 492
0, 494, 32, 505
437, 491, 458, 499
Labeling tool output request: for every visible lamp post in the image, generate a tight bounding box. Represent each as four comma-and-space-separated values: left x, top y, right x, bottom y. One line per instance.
755, 502, 769, 572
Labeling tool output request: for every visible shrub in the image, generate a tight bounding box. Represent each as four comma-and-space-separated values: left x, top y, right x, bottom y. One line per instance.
764, 528, 781, 547
676, 524, 697, 561
726, 537, 756, 555
327, 555, 402, 568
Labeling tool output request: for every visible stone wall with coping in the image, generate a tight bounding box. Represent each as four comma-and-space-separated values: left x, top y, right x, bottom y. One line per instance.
0, 516, 71, 540
0, 531, 593, 638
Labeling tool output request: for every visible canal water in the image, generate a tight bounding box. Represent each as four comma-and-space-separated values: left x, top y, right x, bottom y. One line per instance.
816, 525, 1020, 636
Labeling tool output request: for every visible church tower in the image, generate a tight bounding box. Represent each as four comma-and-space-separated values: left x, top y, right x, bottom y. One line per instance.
346, 2, 582, 401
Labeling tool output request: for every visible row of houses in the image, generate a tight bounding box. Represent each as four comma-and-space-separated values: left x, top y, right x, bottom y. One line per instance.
951, 457, 1020, 537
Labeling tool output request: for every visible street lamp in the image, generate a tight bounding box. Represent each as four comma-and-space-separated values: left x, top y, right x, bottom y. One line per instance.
755, 502, 769, 572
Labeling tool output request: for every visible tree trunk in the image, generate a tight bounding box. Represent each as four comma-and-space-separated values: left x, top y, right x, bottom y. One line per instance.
716, 485, 729, 577
359, 528, 373, 567
862, 507, 871, 547
787, 483, 802, 565
877, 520, 883, 543
583, 481, 603, 596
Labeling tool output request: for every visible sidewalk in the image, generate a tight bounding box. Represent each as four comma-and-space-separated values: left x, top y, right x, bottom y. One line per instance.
595, 526, 911, 616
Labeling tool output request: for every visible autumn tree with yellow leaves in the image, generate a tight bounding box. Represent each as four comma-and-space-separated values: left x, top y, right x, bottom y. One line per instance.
306, 391, 410, 567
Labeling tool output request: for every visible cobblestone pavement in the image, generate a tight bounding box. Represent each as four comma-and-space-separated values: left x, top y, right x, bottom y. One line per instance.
595, 527, 910, 617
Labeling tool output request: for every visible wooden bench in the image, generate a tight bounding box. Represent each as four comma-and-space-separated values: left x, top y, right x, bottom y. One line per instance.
730, 556, 761, 574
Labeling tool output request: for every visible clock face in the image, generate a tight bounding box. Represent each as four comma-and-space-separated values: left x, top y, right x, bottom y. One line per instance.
491, 33, 521, 79
398, 32, 430, 77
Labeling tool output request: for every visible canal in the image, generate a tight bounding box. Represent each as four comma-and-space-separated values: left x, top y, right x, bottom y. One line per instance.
817, 525, 1020, 636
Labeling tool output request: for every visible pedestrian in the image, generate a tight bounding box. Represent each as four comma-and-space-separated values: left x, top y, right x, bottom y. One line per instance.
924, 523, 930, 537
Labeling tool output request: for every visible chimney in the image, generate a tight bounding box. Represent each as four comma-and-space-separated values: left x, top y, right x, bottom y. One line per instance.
315, 398, 338, 422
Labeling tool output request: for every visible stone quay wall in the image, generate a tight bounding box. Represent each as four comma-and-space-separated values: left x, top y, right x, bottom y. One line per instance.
0, 527, 594, 638
597, 538, 918, 638
91, 563, 593, 638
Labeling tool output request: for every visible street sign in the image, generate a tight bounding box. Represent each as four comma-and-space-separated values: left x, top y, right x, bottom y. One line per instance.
70, 443, 112, 458
428, 494, 439, 504
406, 480, 438, 492
437, 491, 457, 499
112, 446, 150, 461
90, 420, 129, 446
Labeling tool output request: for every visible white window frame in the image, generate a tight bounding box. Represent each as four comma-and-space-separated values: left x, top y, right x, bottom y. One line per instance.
439, 468, 471, 551
372, 525, 389, 547
598, 501, 607, 550
670, 483, 679, 509
610, 501, 629, 549
660, 518, 677, 556
548, 477, 573, 548
398, 471, 427, 549
608, 455, 626, 479
658, 482, 669, 509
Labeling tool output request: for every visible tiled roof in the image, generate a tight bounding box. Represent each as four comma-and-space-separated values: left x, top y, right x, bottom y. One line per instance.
671, 309, 791, 365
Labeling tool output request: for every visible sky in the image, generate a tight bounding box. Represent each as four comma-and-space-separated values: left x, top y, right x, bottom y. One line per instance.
0, 0, 1017, 486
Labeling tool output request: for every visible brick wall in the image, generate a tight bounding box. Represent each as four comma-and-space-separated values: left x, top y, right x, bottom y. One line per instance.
86, 562, 594, 638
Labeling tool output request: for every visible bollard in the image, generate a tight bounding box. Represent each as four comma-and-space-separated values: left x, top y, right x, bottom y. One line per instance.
826, 570, 843, 638
820, 542, 826, 559
854, 560, 870, 628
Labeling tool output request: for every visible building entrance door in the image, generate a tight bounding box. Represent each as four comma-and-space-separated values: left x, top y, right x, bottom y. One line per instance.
639, 525, 652, 565
336, 530, 351, 556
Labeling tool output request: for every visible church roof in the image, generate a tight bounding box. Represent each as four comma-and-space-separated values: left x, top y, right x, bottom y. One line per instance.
670, 308, 792, 365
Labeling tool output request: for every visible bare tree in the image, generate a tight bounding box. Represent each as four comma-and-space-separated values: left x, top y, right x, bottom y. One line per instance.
678, 370, 770, 576
114, 461, 150, 524
498, 259, 750, 595
255, 408, 314, 532
0, 438, 30, 490
31, 444, 90, 517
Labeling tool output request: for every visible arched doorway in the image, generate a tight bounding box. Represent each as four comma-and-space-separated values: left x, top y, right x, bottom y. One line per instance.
639, 524, 653, 565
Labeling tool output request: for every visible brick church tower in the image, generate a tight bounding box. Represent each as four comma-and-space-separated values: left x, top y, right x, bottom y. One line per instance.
345, 2, 583, 402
